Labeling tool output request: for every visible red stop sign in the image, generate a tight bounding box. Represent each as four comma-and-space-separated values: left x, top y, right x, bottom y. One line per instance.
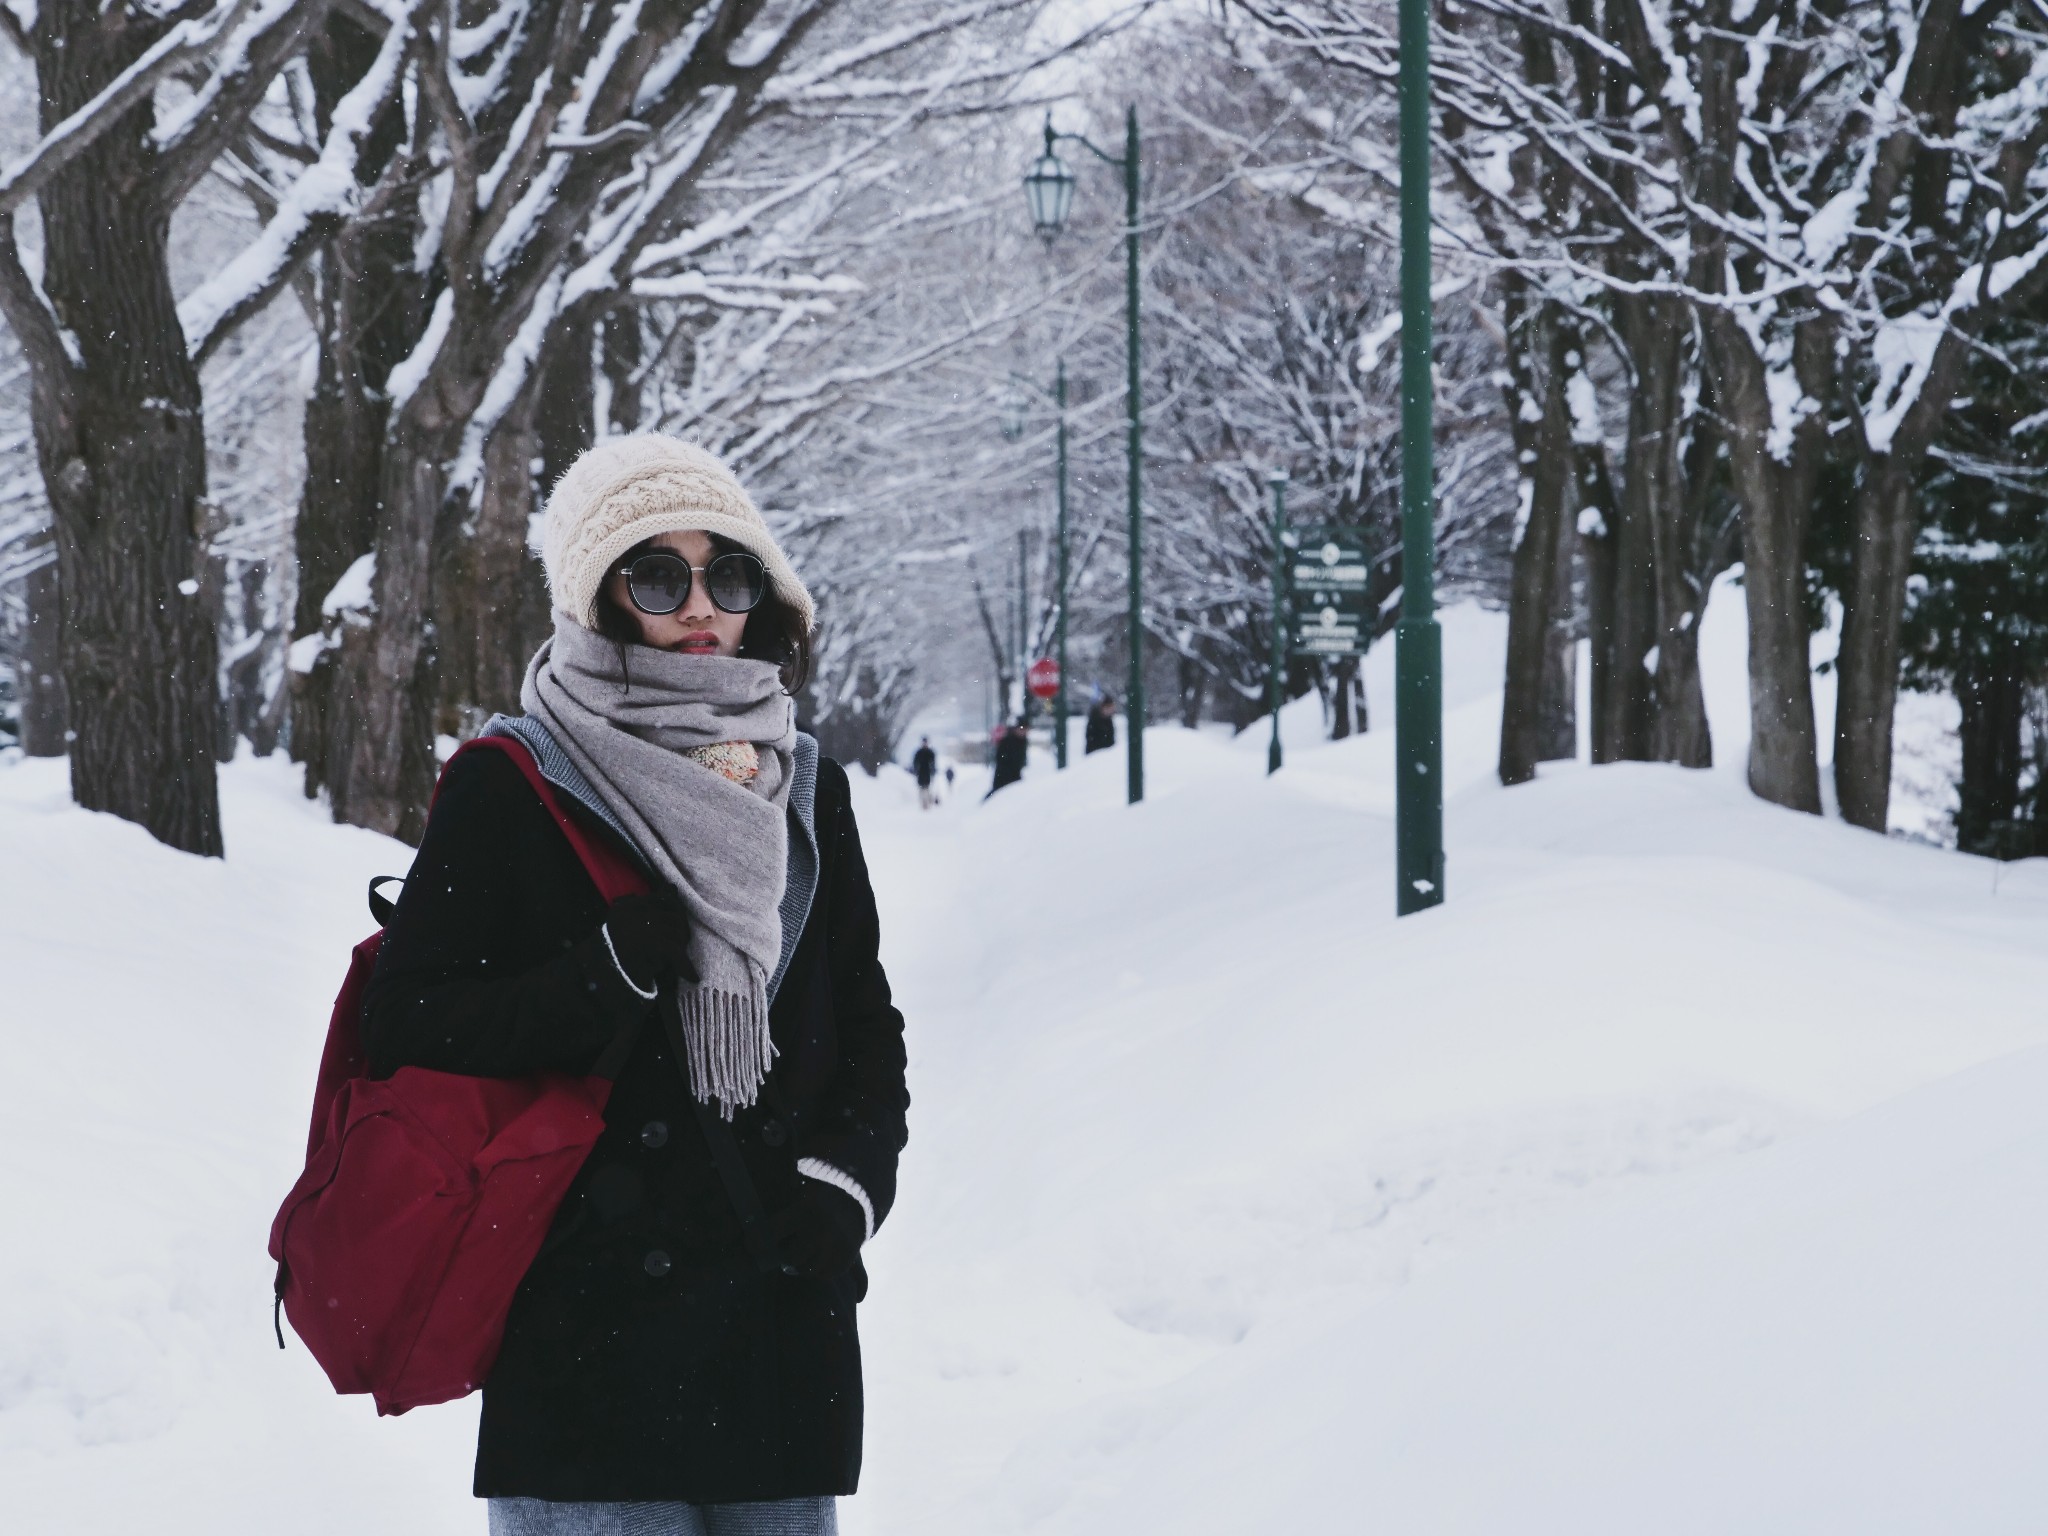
1026, 657, 1061, 700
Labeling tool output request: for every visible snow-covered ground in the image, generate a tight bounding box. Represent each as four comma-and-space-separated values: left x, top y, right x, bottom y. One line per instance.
3, 601, 2044, 1533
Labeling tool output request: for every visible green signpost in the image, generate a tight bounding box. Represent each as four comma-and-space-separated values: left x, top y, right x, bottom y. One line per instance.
1290, 530, 1371, 660
1268, 517, 1372, 775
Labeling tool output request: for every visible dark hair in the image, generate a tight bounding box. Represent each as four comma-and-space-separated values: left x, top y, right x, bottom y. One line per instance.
594, 532, 813, 693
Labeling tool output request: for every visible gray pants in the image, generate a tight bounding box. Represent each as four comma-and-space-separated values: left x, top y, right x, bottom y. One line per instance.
487, 1498, 837, 1536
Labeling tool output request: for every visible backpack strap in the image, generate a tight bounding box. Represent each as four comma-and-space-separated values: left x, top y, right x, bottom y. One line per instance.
443, 736, 648, 904
367, 876, 404, 926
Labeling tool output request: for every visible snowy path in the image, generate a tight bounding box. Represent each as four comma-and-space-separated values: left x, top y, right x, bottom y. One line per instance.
840, 727, 2048, 1535
4, 605, 2047, 1532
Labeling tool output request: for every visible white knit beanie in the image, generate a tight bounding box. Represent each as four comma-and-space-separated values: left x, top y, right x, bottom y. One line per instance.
539, 434, 815, 633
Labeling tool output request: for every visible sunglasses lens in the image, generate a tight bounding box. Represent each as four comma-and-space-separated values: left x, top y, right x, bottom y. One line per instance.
707, 553, 766, 613
627, 555, 690, 614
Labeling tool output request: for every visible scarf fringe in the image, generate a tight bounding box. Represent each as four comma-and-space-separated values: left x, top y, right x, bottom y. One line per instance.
675, 983, 779, 1120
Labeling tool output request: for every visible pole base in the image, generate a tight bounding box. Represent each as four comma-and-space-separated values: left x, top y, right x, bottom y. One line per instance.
1395, 617, 1445, 915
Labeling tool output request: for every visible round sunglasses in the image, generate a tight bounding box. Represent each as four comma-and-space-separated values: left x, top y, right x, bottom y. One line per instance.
616, 550, 767, 616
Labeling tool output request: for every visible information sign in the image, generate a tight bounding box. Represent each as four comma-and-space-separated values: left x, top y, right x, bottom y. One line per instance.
1289, 528, 1370, 658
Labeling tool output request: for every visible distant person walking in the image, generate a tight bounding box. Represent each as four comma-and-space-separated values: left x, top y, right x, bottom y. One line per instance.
985, 719, 1028, 800
911, 736, 938, 810
1084, 694, 1116, 756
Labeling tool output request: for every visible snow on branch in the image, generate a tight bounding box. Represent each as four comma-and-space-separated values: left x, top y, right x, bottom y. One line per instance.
763, 0, 1116, 103
0, 0, 263, 217
178, 3, 421, 364
148, 0, 308, 151
1864, 233, 2048, 454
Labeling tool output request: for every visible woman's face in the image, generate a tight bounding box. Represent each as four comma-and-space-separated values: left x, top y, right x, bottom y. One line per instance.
605, 529, 750, 657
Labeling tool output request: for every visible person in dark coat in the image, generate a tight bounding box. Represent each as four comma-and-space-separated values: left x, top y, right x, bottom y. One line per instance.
984, 718, 1028, 799
363, 436, 907, 1536
910, 736, 938, 809
1084, 694, 1116, 755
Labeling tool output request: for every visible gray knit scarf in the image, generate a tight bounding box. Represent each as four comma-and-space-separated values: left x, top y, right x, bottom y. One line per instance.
521, 616, 796, 1117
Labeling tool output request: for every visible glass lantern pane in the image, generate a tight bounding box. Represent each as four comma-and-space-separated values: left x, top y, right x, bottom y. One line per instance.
1024, 152, 1075, 234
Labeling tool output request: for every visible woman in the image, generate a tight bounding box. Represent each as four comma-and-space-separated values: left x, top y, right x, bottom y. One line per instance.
362, 435, 909, 1536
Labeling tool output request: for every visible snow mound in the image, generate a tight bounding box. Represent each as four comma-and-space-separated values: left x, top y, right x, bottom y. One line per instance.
843, 604, 2048, 1535
1021, 1043, 2048, 1535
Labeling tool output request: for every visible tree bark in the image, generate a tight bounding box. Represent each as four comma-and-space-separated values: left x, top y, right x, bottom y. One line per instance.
1612, 296, 1710, 767
1699, 314, 1829, 813
0, 6, 222, 854
436, 379, 555, 740
1833, 324, 1976, 831
1329, 654, 1366, 739
536, 311, 599, 496
1833, 458, 1920, 831
1176, 652, 1207, 729
1498, 300, 1576, 785
599, 308, 643, 436
1598, 309, 1668, 765
290, 10, 419, 798
17, 555, 67, 755
1953, 648, 2026, 856
1537, 505, 1577, 761
323, 375, 471, 841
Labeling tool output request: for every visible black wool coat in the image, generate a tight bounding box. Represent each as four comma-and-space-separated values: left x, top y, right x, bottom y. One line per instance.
360, 741, 909, 1504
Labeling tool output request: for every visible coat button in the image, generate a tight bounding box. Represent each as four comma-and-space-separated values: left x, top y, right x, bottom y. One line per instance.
643, 1250, 672, 1277
760, 1118, 787, 1148
640, 1120, 669, 1148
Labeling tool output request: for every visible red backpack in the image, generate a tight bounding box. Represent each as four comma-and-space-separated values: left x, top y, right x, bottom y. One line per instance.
268, 735, 649, 1416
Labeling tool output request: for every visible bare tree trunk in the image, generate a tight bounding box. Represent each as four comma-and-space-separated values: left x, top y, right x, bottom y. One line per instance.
1833, 327, 1977, 831
1833, 459, 1919, 830
0, 17, 221, 854
1584, 512, 1615, 761
1577, 428, 1622, 763
290, 12, 418, 798
1499, 300, 1576, 785
1614, 295, 1711, 767
1700, 315, 1828, 813
437, 385, 555, 739
325, 399, 467, 841
1953, 647, 2026, 855
222, 560, 284, 757
1537, 480, 1578, 761
536, 312, 598, 496
1177, 652, 1206, 728
1599, 319, 1664, 765
1329, 654, 1366, 739
18, 556, 67, 755
600, 308, 643, 436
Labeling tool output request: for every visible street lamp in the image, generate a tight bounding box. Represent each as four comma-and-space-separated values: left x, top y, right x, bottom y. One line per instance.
1396, 0, 1445, 913
1023, 133, 1076, 237
1025, 109, 1145, 806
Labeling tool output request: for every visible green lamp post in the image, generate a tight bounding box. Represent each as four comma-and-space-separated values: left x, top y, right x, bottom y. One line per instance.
1026, 109, 1145, 805
1267, 470, 1289, 776
1396, 0, 1445, 913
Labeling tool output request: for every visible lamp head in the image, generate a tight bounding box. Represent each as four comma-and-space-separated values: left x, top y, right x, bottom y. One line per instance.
1023, 118, 1075, 239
